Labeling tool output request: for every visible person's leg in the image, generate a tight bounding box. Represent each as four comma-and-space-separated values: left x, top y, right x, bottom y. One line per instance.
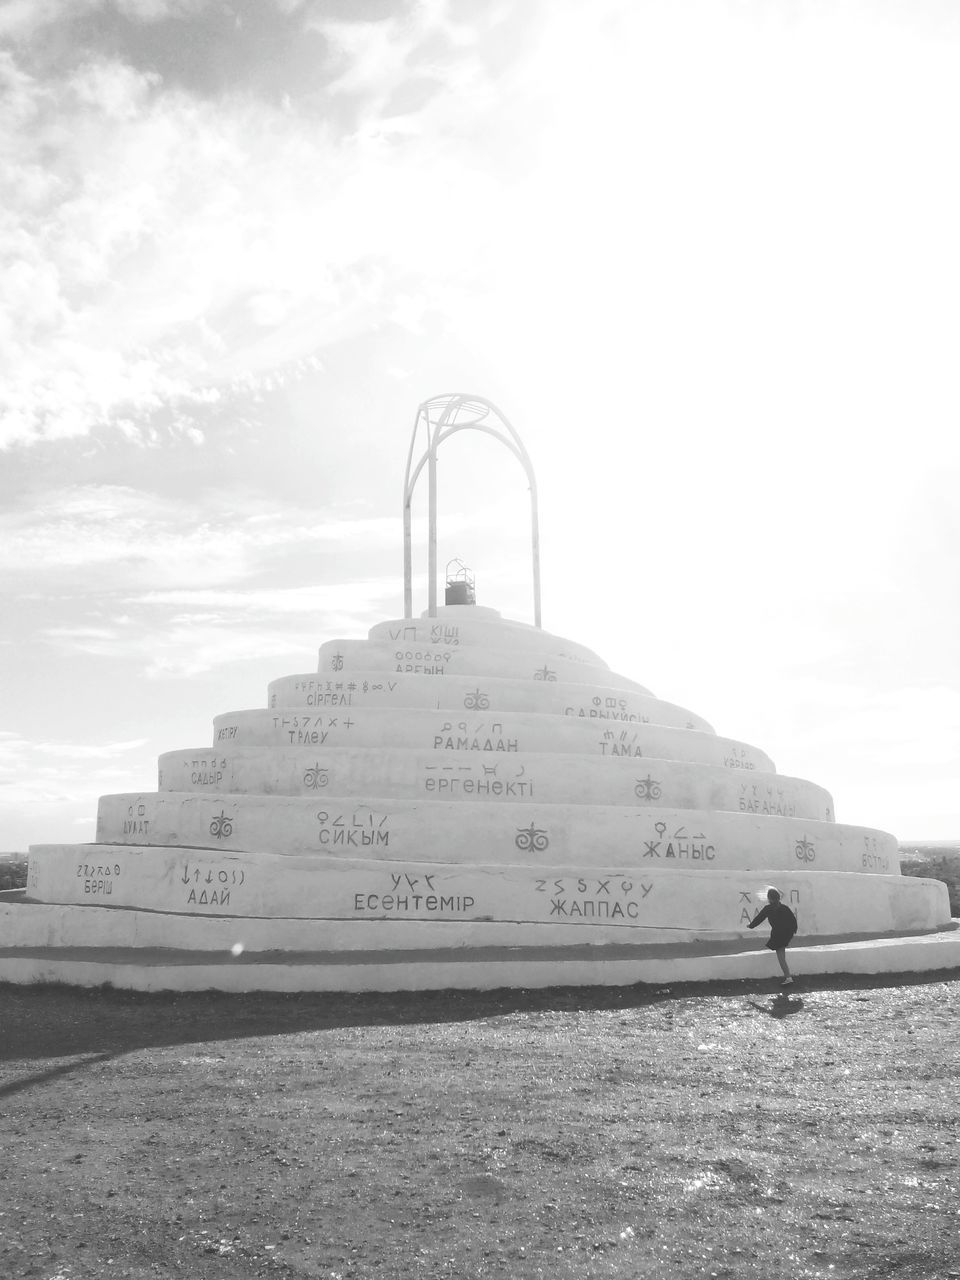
775, 947, 792, 981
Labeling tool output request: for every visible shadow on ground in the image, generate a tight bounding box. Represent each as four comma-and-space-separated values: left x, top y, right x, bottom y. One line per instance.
2, 969, 957, 1068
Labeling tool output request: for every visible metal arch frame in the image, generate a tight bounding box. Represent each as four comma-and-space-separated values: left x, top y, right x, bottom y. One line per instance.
402, 393, 542, 626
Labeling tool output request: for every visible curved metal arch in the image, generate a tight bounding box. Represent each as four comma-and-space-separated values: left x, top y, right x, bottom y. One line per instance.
403, 394, 541, 626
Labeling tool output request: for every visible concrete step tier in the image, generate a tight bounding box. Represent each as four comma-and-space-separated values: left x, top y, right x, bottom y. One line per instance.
158, 746, 832, 817
267, 670, 713, 732
366, 609, 609, 668
318, 639, 648, 690
210, 707, 773, 769
24, 845, 950, 936
15, 598, 954, 995
2, 903, 957, 992
96, 794, 876, 872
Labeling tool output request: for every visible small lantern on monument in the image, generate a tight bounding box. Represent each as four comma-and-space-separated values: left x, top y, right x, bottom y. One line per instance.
444, 558, 476, 606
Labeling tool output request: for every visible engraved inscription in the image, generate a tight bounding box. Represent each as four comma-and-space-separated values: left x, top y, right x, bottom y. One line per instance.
564, 695, 650, 723
738, 782, 796, 817
642, 822, 716, 862
316, 810, 390, 849
794, 836, 816, 864
75, 861, 122, 896
180, 861, 244, 909
423, 761, 533, 798
433, 719, 518, 752
209, 811, 234, 840
188, 756, 227, 787
303, 764, 329, 790
634, 775, 662, 801
535, 875, 654, 920
353, 872, 474, 915
394, 649, 452, 674
599, 729, 643, 757
515, 824, 549, 853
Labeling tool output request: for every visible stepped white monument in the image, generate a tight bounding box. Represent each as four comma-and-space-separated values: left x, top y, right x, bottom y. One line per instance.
1, 395, 957, 991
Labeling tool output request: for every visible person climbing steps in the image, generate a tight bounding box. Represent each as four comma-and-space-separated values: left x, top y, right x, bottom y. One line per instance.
748, 887, 798, 985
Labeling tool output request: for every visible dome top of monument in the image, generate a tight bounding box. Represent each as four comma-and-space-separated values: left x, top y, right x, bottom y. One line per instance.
419, 605, 502, 621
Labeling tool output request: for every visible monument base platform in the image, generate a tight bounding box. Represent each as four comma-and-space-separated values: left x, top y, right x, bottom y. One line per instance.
0, 902, 957, 993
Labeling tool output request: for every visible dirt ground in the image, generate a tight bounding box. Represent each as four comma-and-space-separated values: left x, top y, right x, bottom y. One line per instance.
2, 972, 959, 1280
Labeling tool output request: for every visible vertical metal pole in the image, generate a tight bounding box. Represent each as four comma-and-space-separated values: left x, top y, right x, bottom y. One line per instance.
530, 480, 542, 629
427, 432, 438, 618
402, 497, 413, 620
404, 395, 540, 624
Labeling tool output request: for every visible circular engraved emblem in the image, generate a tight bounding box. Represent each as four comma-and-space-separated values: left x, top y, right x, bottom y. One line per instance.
634, 774, 663, 801
209, 811, 234, 840
303, 764, 329, 790
464, 688, 490, 710
795, 837, 816, 863
515, 824, 549, 853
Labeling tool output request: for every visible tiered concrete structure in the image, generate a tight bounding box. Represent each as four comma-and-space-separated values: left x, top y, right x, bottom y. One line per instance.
1, 604, 957, 991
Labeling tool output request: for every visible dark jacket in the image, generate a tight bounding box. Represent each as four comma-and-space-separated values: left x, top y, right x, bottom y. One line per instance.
748, 901, 798, 949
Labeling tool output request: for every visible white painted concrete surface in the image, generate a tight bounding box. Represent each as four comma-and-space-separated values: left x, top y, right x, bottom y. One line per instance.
157, 746, 833, 817
26, 844, 947, 934
267, 671, 712, 733
9, 603, 952, 993
0, 902, 956, 992
367, 608, 609, 667
318, 639, 648, 689
209, 707, 774, 770
94, 793, 886, 873
2, 896, 955, 960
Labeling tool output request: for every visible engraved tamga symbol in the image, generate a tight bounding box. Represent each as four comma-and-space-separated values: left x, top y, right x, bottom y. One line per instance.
515, 823, 549, 852
794, 836, 816, 863
331, 651, 344, 671
303, 764, 329, 790
634, 774, 663, 801
209, 811, 233, 840
464, 688, 490, 710
533, 665, 556, 681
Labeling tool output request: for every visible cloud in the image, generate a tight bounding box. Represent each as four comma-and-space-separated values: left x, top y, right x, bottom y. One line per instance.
0, 482, 405, 673
0, 484, 405, 592
0, 468, 506, 679
0, 0, 213, 41
6, 0, 960, 454
0, 1, 542, 449
0, 726, 153, 847
130, 580, 397, 614
33, 579, 401, 677
43, 615, 340, 678
113, 0, 205, 20
0, 0, 91, 39
30, 737, 150, 759
0, 731, 146, 802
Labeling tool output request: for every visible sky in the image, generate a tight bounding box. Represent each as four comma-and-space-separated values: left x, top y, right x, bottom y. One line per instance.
1, 0, 958, 850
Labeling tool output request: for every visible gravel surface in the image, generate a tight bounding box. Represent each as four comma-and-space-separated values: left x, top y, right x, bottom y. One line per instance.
2, 972, 959, 1279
